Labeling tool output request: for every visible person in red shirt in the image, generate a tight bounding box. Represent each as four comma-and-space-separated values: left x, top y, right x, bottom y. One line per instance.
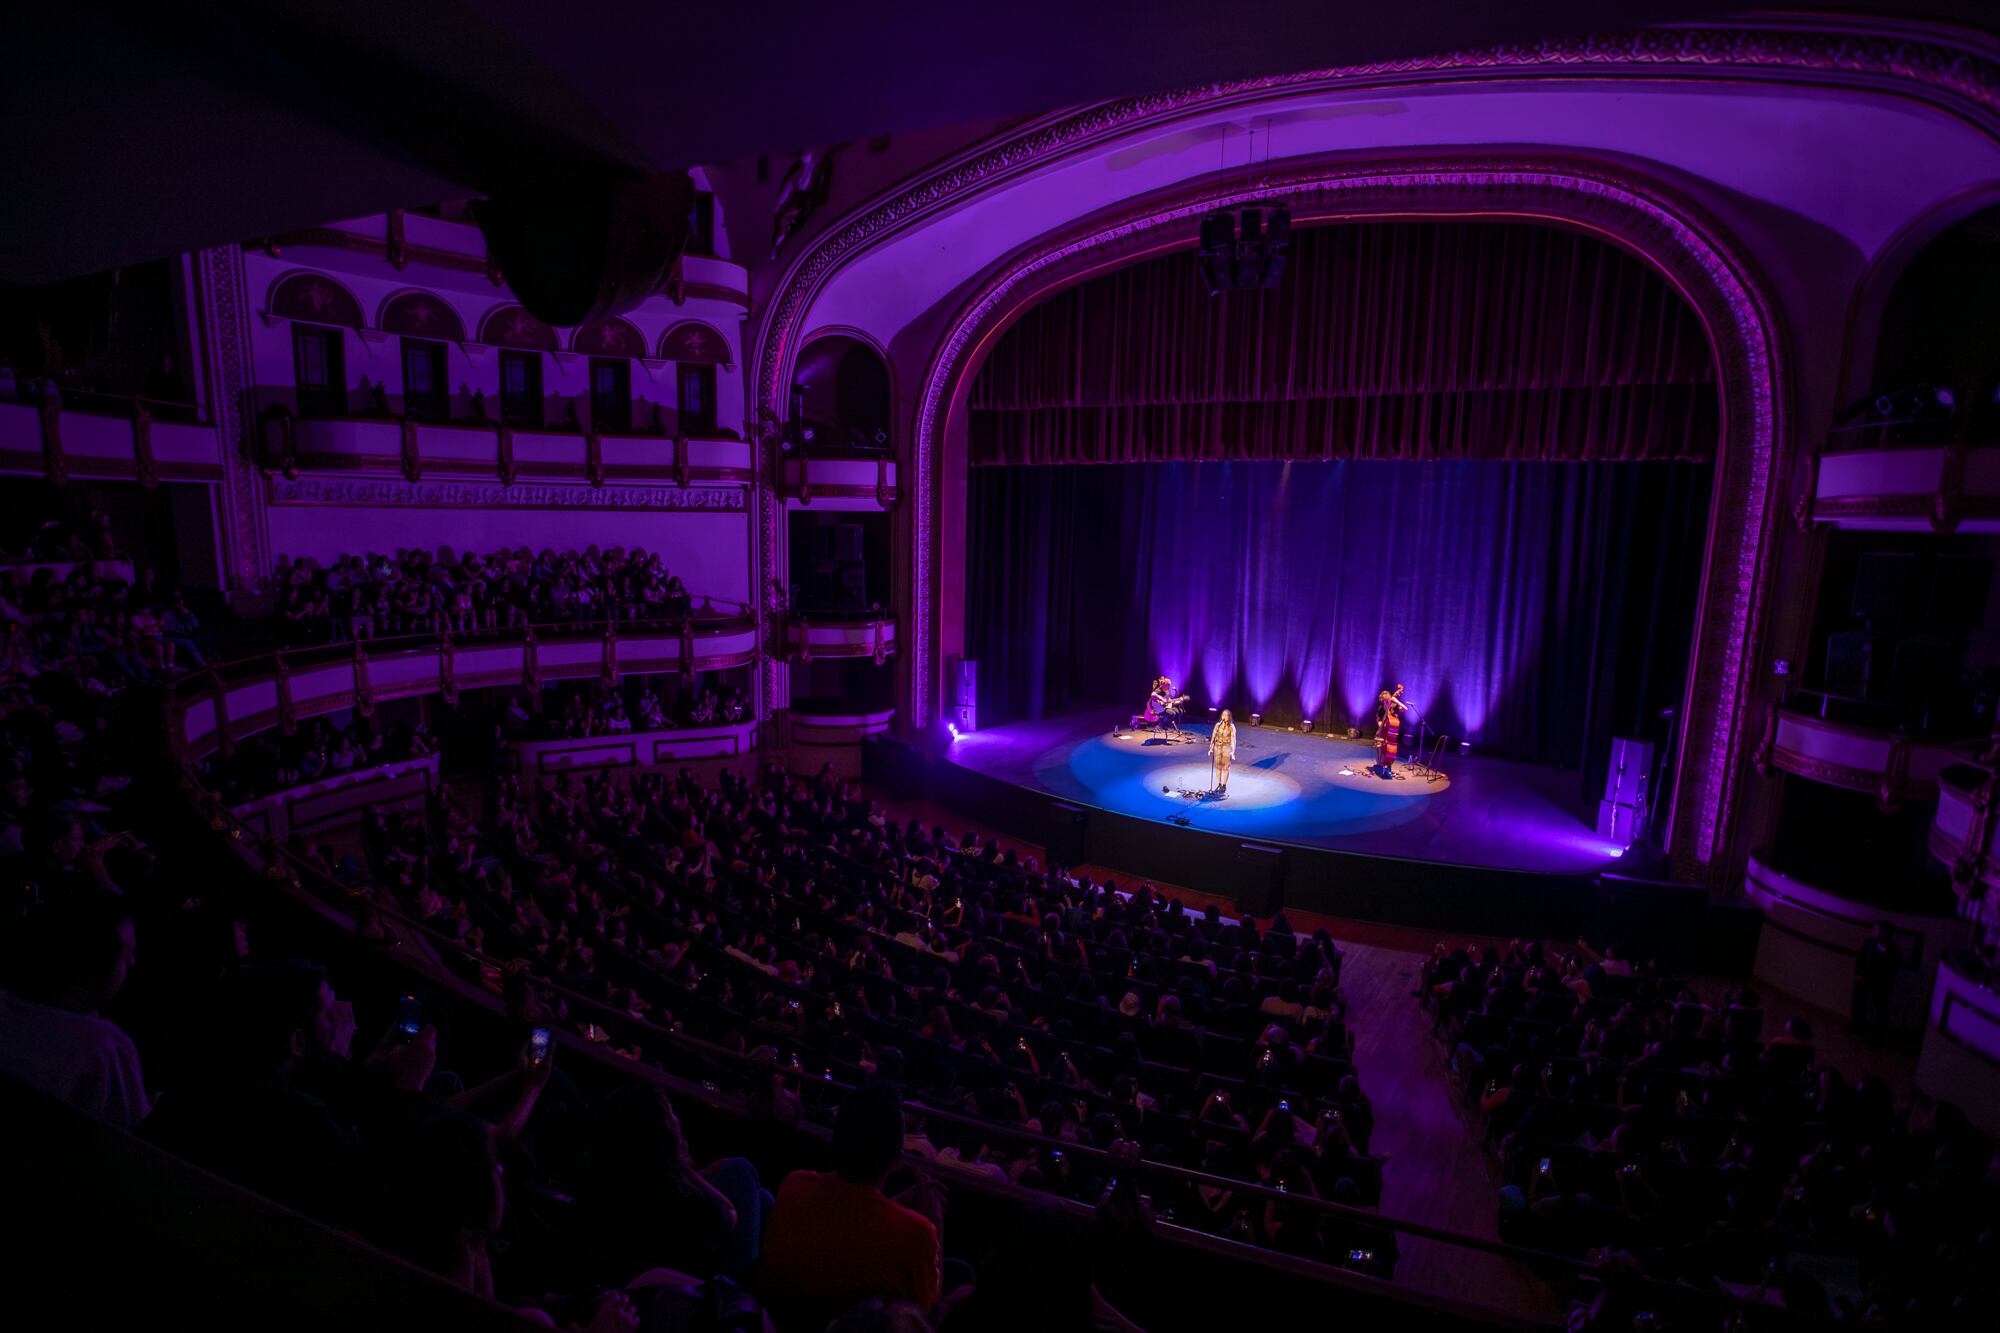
760, 1082, 943, 1322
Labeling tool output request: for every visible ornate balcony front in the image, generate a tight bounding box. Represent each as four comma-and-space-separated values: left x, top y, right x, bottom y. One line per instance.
1928, 761, 2000, 924
1757, 702, 1978, 809
1917, 960, 2000, 1136
1742, 849, 1963, 1027
783, 613, 896, 664
258, 413, 755, 489
1801, 443, 2000, 533
0, 395, 223, 484
778, 453, 899, 508
174, 618, 757, 758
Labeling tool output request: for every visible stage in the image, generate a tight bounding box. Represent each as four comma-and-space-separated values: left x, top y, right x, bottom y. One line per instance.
884, 708, 1673, 936
947, 709, 1625, 874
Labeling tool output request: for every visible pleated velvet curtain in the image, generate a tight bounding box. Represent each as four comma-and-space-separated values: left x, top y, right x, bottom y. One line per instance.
968, 219, 1718, 466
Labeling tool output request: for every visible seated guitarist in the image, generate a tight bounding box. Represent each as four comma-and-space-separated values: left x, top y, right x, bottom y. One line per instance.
1142, 675, 1187, 735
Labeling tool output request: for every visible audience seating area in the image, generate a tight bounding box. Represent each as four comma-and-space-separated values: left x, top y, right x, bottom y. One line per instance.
1422, 941, 1998, 1328
3, 538, 1996, 1333
270, 546, 707, 644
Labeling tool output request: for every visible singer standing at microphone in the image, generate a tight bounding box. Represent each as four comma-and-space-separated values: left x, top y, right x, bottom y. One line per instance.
1210, 708, 1238, 793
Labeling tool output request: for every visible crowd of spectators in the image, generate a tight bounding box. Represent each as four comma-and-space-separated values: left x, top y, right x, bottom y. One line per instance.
1422, 935, 2000, 1329
13, 522, 1995, 1329
538, 681, 748, 740
311, 760, 1396, 1277
3, 521, 210, 687
271, 545, 699, 644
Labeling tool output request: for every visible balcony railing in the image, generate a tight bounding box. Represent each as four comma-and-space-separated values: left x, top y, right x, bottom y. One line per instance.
0, 390, 222, 486
778, 452, 899, 507
1799, 440, 2000, 533
783, 610, 896, 664
171, 616, 758, 757
1754, 698, 1979, 809
258, 409, 754, 488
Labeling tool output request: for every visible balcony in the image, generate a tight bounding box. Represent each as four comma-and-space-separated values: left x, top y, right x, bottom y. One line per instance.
1917, 959, 2000, 1135
1742, 849, 1965, 1028
0, 394, 222, 484
783, 611, 896, 664
676, 254, 751, 308
1929, 761, 2000, 906
1801, 442, 2000, 533
174, 618, 757, 756
1759, 700, 1978, 808
257, 413, 755, 488
778, 452, 899, 508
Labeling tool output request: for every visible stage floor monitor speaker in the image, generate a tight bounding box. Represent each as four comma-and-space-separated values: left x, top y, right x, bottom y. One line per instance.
1044, 801, 1087, 869
1234, 842, 1285, 918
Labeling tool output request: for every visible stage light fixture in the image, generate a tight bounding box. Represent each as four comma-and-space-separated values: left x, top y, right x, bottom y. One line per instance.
947, 723, 960, 740
1459, 741, 1472, 757
1197, 204, 1291, 294
1249, 713, 1262, 727
1301, 718, 1313, 733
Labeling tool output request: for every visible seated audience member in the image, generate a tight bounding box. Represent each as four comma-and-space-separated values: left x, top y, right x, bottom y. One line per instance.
579, 1081, 770, 1281
761, 1082, 945, 1322
0, 892, 149, 1129
144, 959, 434, 1223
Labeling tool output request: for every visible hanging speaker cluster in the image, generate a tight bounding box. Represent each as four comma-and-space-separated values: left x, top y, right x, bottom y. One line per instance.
1197, 204, 1291, 294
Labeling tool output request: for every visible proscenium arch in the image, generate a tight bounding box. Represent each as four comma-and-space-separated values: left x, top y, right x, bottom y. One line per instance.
744, 21, 2000, 881
911, 157, 1789, 883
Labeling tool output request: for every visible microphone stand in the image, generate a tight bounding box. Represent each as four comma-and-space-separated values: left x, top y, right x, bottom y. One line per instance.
1402, 704, 1430, 779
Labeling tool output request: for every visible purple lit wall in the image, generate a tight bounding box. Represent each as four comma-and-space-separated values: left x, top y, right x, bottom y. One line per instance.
967, 457, 1708, 777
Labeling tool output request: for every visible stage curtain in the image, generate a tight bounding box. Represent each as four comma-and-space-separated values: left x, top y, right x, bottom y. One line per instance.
969, 220, 1718, 466
966, 459, 1711, 794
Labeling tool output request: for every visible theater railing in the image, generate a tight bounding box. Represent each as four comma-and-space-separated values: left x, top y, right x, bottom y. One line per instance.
1916, 957, 2000, 1136
257, 408, 755, 489
1754, 688, 1979, 810
777, 451, 899, 507
0, 390, 222, 485
170, 614, 758, 758
1799, 438, 2000, 534
782, 608, 896, 663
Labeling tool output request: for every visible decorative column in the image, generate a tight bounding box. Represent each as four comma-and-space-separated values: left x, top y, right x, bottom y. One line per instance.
192, 244, 272, 594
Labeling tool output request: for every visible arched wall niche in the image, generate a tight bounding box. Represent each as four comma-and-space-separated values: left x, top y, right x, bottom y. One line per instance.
1866, 203, 2000, 422
1836, 183, 2000, 408
915, 156, 1788, 883
794, 330, 895, 448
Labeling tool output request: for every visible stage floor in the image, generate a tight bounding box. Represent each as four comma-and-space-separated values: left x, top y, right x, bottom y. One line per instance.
946, 709, 1625, 875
